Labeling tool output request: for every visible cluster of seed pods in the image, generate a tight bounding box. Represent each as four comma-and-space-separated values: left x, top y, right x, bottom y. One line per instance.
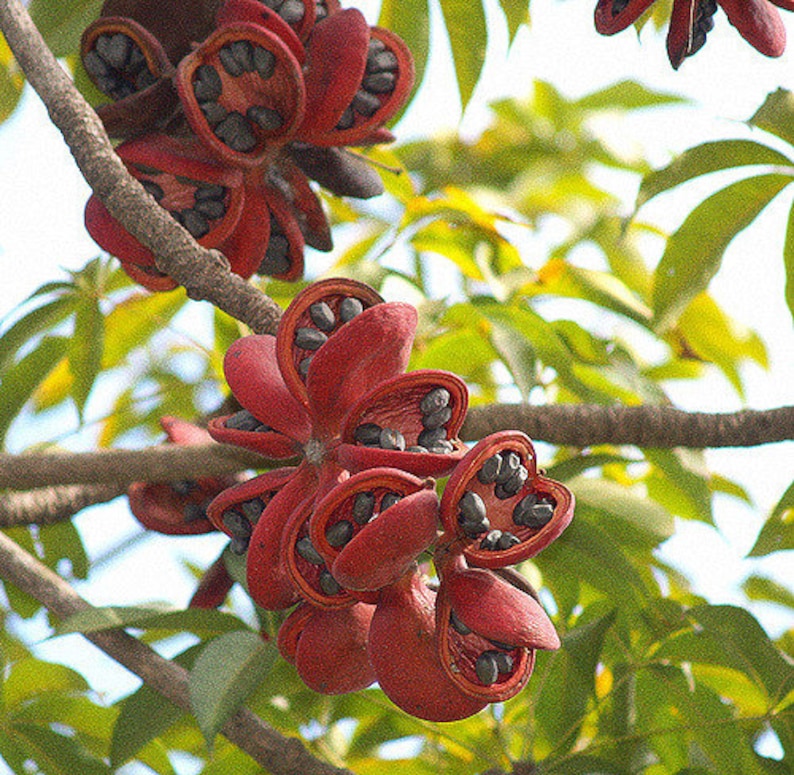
175, 277, 577, 721
80, 0, 414, 290
594, 0, 794, 68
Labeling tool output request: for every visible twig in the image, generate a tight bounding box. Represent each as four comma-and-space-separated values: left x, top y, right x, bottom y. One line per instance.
0, 0, 283, 335
0, 483, 125, 526
0, 529, 353, 775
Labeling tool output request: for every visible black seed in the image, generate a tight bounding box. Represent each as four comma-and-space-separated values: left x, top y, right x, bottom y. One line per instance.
339, 296, 364, 322
279, 0, 305, 23
247, 105, 283, 131
458, 511, 490, 538
449, 609, 471, 635
298, 356, 312, 377
133, 163, 161, 176
406, 445, 428, 453
494, 651, 514, 674
326, 519, 354, 547
427, 440, 454, 454
353, 422, 382, 446
96, 33, 132, 70
496, 531, 520, 551
127, 45, 146, 73
296, 536, 324, 564
380, 492, 402, 511
111, 82, 135, 99
253, 46, 276, 79
241, 497, 265, 524
181, 209, 210, 239
170, 210, 184, 227
514, 496, 554, 528
225, 409, 260, 431
368, 38, 387, 55
259, 234, 291, 275
458, 491, 486, 525
379, 427, 405, 451
352, 89, 381, 117
193, 65, 223, 101
254, 423, 272, 433
489, 639, 515, 651
230, 39, 255, 72
611, 0, 629, 14
184, 502, 207, 522
418, 427, 446, 448
422, 405, 452, 430
200, 100, 228, 126
295, 327, 328, 351
309, 301, 336, 332
366, 49, 398, 74
315, 0, 328, 20
141, 179, 164, 201
193, 197, 226, 220
223, 509, 252, 538
135, 69, 156, 90
420, 387, 450, 415
362, 71, 395, 94
195, 183, 226, 201
479, 530, 503, 551
84, 50, 111, 79
352, 491, 376, 524
475, 652, 500, 685
219, 44, 245, 76
171, 479, 199, 497
477, 454, 502, 484
230, 536, 249, 555
495, 451, 521, 484
494, 465, 528, 500
319, 569, 342, 596
336, 106, 355, 130
215, 112, 257, 153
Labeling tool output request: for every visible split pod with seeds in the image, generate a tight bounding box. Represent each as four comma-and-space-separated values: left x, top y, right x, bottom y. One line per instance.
439, 430, 574, 569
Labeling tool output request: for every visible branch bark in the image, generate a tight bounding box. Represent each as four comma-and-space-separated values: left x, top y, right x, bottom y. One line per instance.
0, 529, 353, 775
0, 0, 283, 336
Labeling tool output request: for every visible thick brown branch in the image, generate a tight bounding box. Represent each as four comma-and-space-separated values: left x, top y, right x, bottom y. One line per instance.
0, 0, 282, 335
0, 483, 125, 526
462, 403, 794, 448
0, 530, 353, 775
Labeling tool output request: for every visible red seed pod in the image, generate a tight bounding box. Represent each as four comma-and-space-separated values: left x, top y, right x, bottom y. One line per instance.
593, 0, 655, 34
256, 182, 307, 280
278, 602, 376, 693
277, 158, 333, 253
337, 370, 469, 478
189, 552, 235, 609
368, 568, 488, 721
439, 431, 574, 569
308, 468, 439, 592
217, 0, 306, 63
176, 22, 306, 167
434, 555, 559, 701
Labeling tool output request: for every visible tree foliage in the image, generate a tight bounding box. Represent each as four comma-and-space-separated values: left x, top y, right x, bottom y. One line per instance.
0, 0, 792, 773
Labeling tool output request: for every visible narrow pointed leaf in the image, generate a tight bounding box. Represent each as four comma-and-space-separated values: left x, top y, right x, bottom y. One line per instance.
748, 480, 794, 557
438, 0, 487, 108
784, 198, 794, 323
750, 87, 794, 148
68, 295, 104, 418
379, 0, 428, 111
10, 723, 109, 775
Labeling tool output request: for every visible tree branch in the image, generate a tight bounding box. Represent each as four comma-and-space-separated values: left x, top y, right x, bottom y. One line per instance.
0, 0, 283, 336
0, 529, 353, 775
0, 483, 125, 526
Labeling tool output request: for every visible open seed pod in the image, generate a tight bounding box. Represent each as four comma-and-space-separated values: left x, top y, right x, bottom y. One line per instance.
434, 554, 559, 701
254, 180, 307, 280
593, 0, 656, 34
337, 370, 468, 477
217, 0, 307, 62
177, 22, 306, 167
277, 601, 376, 693
276, 159, 333, 251
439, 430, 574, 569
368, 567, 488, 721
308, 468, 439, 592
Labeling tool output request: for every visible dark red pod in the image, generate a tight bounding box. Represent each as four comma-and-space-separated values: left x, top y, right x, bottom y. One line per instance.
337, 369, 469, 477
217, 0, 306, 63
189, 552, 236, 609
176, 22, 306, 167
255, 181, 307, 280
593, 0, 655, 34
308, 468, 439, 592
439, 431, 574, 569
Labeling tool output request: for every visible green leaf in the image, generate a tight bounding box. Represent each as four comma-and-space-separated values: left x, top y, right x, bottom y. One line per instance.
545, 452, 635, 482
56, 604, 248, 637
438, 0, 487, 108
497, 0, 528, 42
487, 319, 537, 398
652, 173, 793, 330
784, 199, 794, 325
3, 658, 88, 711
749, 87, 794, 148
10, 722, 110, 775
38, 520, 90, 580
576, 80, 687, 112
742, 575, 794, 611
644, 448, 713, 524
0, 335, 68, 446
189, 632, 276, 747
29, 0, 104, 58
637, 139, 794, 209
748, 480, 794, 557
379, 0, 428, 114
0, 37, 24, 125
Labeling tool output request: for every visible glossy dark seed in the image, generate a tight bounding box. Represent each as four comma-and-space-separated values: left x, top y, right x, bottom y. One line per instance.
449, 609, 471, 635
494, 651, 514, 674
309, 301, 335, 332
366, 49, 398, 74
96, 33, 132, 70
489, 639, 515, 651
494, 466, 528, 500
353, 422, 382, 446
193, 65, 223, 101
352, 89, 380, 117
298, 356, 312, 377
336, 106, 355, 130
479, 530, 503, 551
254, 423, 272, 433
362, 72, 395, 94
135, 70, 156, 90
84, 50, 111, 79
351, 491, 376, 524
427, 440, 454, 454
406, 445, 428, 453
127, 46, 145, 73
368, 38, 387, 55
319, 569, 342, 596
200, 100, 228, 126
380, 492, 402, 511
219, 44, 245, 76
215, 112, 257, 152
379, 427, 405, 451
253, 46, 276, 79
259, 234, 290, 275
181, 209, 210, 239
339, 297, 364, 322
247, 105, 283, 131
225, 409, 261, 431
513, 496, 554, 528
195, 183, 225, 201
223, 509, 252, 538
420, 387, 450, 414
171, 479, 198, 496
496, 531, 520, 551
183, 502, 207, 522
458, 491, 486, 524
422, 405, 452, 430
193, 197, 226, 220
458, 512, 489, 538
477, 454, 502, 484
230, 40, 255, 72
418, 427, 446, 448
296, 536, 324, 564
241, 497, 265, 523
279, 0, 305, 23
495, 451, 521, 484
230, 536, 249, 555
295, 327, 328, 351
315, 0, 328, 20
475, 652, 500, 685
141, 179, 164, 200
326, 519, 354, 547
111, 81, 135, 99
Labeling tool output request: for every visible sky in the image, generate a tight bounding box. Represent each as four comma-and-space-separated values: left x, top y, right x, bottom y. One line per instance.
0, 0, 792, 749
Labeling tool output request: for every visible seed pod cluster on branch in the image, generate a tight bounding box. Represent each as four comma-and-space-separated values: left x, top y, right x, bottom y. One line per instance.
80, 0, 414, 289
143, 277, 575, 721
594, 0, 794, 69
